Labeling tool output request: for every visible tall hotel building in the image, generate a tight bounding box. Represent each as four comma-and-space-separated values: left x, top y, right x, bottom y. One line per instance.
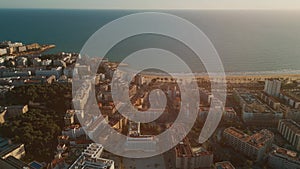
223, 127, 274, 161
278, 119, 300, 151
264, 79, 281, 97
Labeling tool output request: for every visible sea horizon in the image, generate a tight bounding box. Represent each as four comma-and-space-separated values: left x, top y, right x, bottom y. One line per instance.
1, 9, 300, 73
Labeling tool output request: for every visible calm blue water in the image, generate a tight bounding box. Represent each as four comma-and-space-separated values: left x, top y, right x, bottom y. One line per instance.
0, 9, 300, 73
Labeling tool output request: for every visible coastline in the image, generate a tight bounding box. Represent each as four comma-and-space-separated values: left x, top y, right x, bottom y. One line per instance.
135, 69, 300, 83
118, 65, 300, 79
13, 44, 56, 56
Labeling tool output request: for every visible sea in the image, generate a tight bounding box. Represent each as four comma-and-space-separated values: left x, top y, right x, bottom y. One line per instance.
0, 9, 300, 74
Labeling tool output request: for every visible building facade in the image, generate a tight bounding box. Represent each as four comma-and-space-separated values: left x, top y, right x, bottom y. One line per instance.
223, 127, 274, 161
69, 143, 114, 169
264, 79, 281, 97
278, 119, 300, 151
268, 146, 300, 169
174, 138, 213, 169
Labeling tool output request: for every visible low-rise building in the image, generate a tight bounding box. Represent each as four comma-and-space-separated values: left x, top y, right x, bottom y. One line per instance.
174, 138, 213, 169
32, 58, 41, 67
74, 64, 91, 77
0, 137, 25, 159
72, 80, 91, 110
62, 124, 85, 139
0, 41, 23, 48
0, 156, 31, 169
26, 43, 40, 51
0, 48, 7, 56
7, 47, 17, 55
268, 146, 300, 169
57, 135, 70, 145
5, 105, 28, 119
259, 92, 281, 111
2, 71, 31, 78
0, 57, 5, 65
242, 102, 283, 127
223, 127, 274, 161
125, 122, 157, 152
64, 110, 75, 126
29, 161, 44, 169
53, 60, 66, 68
17, 46, 26, 53
16, 57, 28, 67
280, 91, 300, 109
200, 88, 214, 105
63, 67, 73, 78
35, 67, 62, 79
286, 109, 300, 122
233, 89, 283, 126
259, 91, 300, 122
214, 161, 235, 169
278, 119, 300, 151
0, 107, 7, 124
199, 107, 237, 122
0, 85, 14, 98
41, 59, 52, 66
11, 76, 55, 87
109, 115, 127, 132
69, 143, 115, 169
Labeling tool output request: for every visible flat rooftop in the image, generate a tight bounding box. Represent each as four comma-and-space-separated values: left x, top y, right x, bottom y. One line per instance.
272, 147, 299, 161
69, 143, 114, 169
224, 127, 248, 140
70, 155, 114, 169
0, 137, 24, 158
282, 91, 300, 102
215, 161, 235, 169
246, 129, 274, 148
224, 127, 274, 149
0, 156, 31, 169
175, 138, 212, 158
240, 93, 257, 104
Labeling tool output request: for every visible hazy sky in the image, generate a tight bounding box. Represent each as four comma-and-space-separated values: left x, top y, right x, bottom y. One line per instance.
1, 0, 300, 10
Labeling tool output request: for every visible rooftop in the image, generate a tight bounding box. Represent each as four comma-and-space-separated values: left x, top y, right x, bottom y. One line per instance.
29, 161, 43, 169
0, 137, 24, 158
224, 127, 274, 149
175, 138, 212, 158
240, 93, 258, 104
246, 129, 274, 148
282, 91, 300, 102
224, 127, 248, 140
0, 156, 31, 169
271, 146, 299, 161
69, 143, 114, 169
215, 161, 235, 169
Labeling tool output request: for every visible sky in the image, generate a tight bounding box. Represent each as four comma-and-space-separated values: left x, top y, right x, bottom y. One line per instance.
1, 0, 300, 10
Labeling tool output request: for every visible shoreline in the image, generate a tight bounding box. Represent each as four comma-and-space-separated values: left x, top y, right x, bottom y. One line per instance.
134, 70, 300, 82
117, 66, 300, 79
13, 44, 56, 56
